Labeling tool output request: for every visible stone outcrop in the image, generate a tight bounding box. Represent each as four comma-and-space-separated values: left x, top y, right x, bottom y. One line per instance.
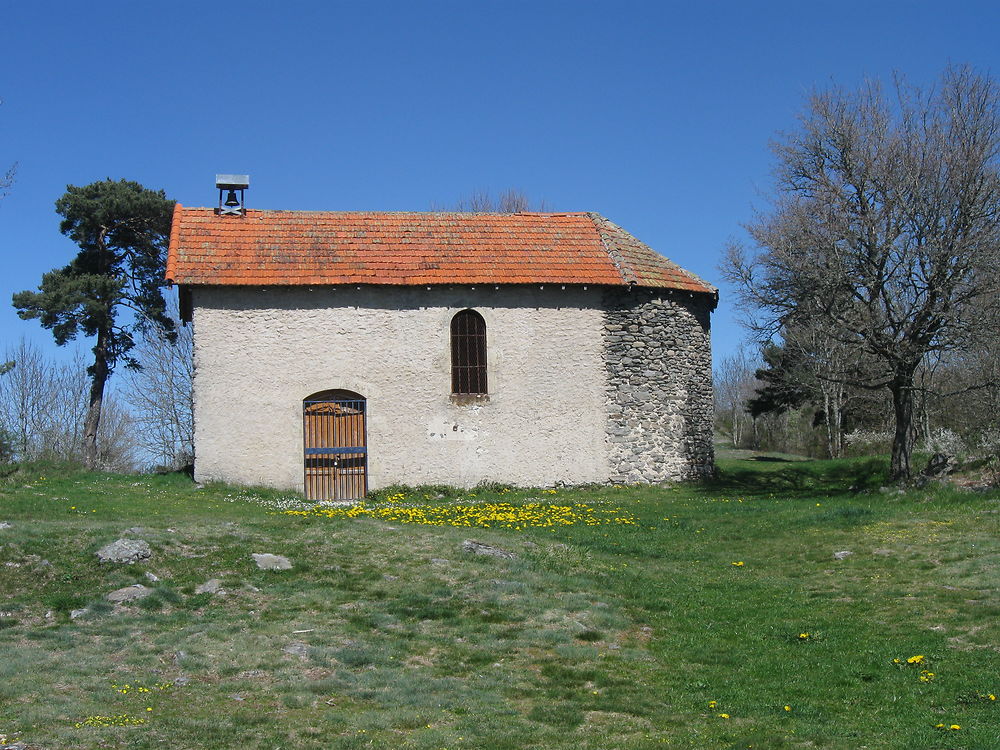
195, 579, 226, 595
106, 584, 153, 603
462, 540, 516, 559
252, 553, 292, 570
96, 538, 152, 564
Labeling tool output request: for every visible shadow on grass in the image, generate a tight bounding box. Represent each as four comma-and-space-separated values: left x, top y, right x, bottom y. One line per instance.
707, 456, 890, 496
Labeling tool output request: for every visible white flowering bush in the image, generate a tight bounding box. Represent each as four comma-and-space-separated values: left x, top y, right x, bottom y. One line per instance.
920, 428, 966, 456
843, 429, 892, 455
976, 428, 1000, 456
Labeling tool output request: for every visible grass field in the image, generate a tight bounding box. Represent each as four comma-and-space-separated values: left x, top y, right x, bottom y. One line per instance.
0, 457, 997, 749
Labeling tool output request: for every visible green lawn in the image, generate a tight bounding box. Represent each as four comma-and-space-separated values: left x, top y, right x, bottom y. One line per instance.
0, 458, 997, 749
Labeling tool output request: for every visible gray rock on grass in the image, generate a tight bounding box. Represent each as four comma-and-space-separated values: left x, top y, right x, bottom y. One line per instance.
833, 550, 853, 560
96, 538, 151, 564
462, 540, 516, 559
0, 521, 11, 530
252, 553, 292, 570
195, 579, 226, 595
106, 584, 153, 603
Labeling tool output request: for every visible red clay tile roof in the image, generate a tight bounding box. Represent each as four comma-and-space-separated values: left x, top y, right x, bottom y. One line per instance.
166, 206, 715, 295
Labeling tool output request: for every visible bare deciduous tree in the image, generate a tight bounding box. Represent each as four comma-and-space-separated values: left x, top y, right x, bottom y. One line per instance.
914, 341, 1000, 451
0, 162, 14, 201
448, 188, 549, 213
0, 99, 15, 201
713, 347, 759, 448
778, 325, 859, 458
122, 297, 193, 469
0, 339, 136, 468
725, 65, 1000, 479
0, 339, 55, 459
454, 189, 495, 213
0, 358, 14, 462
496, 188, 532, 213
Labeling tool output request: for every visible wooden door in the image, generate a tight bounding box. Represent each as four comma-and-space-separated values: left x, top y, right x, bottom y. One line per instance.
303, 392, 367, 501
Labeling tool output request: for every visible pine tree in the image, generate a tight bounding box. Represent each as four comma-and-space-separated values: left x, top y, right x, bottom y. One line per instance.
13, 179, 174, 469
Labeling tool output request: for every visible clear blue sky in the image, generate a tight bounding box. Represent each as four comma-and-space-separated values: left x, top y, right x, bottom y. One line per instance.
2, 0, 999, 365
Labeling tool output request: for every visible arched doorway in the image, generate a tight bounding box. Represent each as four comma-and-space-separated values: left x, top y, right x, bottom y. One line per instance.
303, 389, 367, 501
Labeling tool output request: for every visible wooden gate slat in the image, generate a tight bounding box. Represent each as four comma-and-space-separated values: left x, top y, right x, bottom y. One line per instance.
303, 394, 367, 502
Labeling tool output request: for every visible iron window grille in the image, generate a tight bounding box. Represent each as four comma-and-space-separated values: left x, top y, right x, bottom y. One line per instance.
451, 309, 487, 395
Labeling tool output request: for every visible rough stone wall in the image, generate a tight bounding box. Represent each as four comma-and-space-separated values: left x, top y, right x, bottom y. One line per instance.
189, 285, 611, 491
603, 288, 715, 482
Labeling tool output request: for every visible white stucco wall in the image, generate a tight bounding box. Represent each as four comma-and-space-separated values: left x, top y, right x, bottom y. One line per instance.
190, 285, 611, 491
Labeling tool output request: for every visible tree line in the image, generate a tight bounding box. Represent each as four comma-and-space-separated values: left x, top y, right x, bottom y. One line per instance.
723, 64, 1000, 478
714, 342, 1000, 463
0, 321, 192, 471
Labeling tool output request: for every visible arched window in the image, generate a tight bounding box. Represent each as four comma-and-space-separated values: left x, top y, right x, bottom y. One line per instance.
451, 309, 487, 395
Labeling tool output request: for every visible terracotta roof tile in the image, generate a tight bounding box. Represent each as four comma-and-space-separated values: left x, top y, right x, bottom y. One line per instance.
166, 207, 715, 295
